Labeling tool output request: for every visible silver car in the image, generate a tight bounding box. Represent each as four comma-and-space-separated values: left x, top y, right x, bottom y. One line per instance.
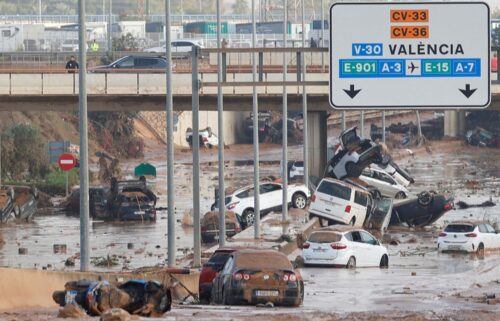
360, 167, 409, 199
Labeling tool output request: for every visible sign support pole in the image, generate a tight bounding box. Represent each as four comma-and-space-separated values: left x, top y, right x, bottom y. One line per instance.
65, 171, 69, 197
78, 0, 90, 272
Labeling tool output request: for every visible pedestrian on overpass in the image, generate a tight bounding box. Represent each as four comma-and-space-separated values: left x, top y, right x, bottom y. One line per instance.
65, 55, 79, 73
90, 39, 100, 52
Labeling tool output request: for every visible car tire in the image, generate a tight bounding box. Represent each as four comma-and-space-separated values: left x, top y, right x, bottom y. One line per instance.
243, 209, 255, 227
292, 192, 307, 209
395, 191, 406, 199
477, 243, 485, 257
346, 256, 356, 269
380, 255, 389, 268
417, 191, 433, 206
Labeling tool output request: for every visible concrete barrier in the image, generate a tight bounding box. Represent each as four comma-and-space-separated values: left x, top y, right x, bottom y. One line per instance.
0, 267, 199, 310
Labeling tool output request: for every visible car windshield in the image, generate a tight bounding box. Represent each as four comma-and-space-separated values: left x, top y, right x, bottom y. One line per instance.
235, 252, 292, 270
308, 232, 342, 243
317, 181, 351, 201
444, 224, 475, 233
372, 198, 392, 215
294, 161, 304, 167
205, 252, 231, 271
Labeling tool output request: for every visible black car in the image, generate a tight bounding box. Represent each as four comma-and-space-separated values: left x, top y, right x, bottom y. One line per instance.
390, 191, 454, 227
92, 56, 167, 72
0, 186, 38, 223
108, 178, 157, 222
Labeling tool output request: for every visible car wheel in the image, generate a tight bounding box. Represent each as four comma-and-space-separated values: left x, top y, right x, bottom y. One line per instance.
379, 255, 389, 268
292, 192, 307, 209
346, 256, 356, 269
243, 209, 255, 227
417, 191, 433, 206
477, 243, 485, 257
395, 191, 406, 199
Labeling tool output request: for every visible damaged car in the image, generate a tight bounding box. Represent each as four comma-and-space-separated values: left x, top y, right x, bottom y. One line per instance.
325, 127, 384, 180
465, 127, 499, 148
0, 186, 38, 223
302, 226, 389, 268
360, 167, 409, 199
390, 191, 453, 227
371, 156, 414, 187
211, 249, 304, 307
186, 127, 219, 148
308, 178, 393, 233
63, 186, 110, 219
201, 211, 242, 243
108, 178, 157, 222
53, 279, 171, 317
212, 182, 310, 227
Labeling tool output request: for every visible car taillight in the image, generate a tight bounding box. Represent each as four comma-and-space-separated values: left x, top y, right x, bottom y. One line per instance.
283, 273, 297, 282
302, 242, 310, 249
330, 243, 347, 250
243, 273, 250, 281
345, 205, 351, 213
227, 202, 239, 210
438, 232, 447, 237
235, 224, 241, 232
443, 203, 452, 210
311, 194, 316, 203
465, 233, 477, 238
233, 273, 243, 281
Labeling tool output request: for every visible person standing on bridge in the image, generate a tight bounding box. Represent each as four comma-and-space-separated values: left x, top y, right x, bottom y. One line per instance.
90, 40, 100, 52
65, 55, 79, 73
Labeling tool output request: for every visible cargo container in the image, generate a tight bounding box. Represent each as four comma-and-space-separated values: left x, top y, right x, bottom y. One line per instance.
235, 21, 291, 34
184, 21, 228, 34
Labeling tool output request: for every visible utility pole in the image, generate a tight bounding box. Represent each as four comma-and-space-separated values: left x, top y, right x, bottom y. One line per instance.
78, 0, 90, 272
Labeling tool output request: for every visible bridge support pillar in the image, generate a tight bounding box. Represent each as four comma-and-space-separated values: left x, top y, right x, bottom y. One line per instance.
306, 111, 328, 179
444, 110, 466, 137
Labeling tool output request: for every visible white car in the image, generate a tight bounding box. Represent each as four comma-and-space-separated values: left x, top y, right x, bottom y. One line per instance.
360, 167, 409, 199
303, 226, 389, 268
326, 127, 383, 180
213, 182, 310, 227
309, 178, 371, 227
144, 39, 204, 57
438, 221, 500, 254
290, 161, 304, 179
371, 159, 414, 187
186, 127, 218, 148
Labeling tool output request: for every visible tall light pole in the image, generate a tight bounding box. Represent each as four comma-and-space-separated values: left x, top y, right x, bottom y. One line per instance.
78, 0, 90, 272
301, 0, 308, 191
108, 0, 113, 52
252, 0, 261, 239
165, 0, 176, 267
38, 0, 42, 23
281, 0, 288, 236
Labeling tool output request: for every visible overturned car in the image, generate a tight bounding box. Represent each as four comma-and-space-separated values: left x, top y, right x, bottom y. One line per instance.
53, 279, 171, 317
0, 186, 38, 223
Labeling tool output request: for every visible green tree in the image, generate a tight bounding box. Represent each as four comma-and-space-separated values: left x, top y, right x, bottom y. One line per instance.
1, 123, 50, 180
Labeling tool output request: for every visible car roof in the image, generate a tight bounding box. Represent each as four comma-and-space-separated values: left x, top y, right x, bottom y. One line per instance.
214, 246, 259, 254
230, 182, 281, 196
446, 220, 488, 226
318, 226, 364, 233
319, 177, 370, 194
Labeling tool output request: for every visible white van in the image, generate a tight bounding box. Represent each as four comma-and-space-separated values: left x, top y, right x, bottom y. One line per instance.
309, 178, 371, 227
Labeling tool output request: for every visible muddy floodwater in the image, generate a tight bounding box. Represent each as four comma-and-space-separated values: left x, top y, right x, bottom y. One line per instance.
1, 141, 500, 318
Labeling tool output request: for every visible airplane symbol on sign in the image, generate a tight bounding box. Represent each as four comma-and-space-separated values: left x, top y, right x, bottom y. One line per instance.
408, 62, 419, 73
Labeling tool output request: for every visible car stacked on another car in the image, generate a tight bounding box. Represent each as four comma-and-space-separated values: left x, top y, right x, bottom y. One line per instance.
212, 182, 310, 227
360, 167, 409, 199
302, 226, 389, 268
437, 221, 500, 254
211, 249, 304, 306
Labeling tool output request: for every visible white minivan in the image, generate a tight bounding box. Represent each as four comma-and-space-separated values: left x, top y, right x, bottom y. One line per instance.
309, 178, 371, 228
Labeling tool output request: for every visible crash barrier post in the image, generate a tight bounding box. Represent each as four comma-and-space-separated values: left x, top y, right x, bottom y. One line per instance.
165, 0, 176, 267
192, 46, 201, 267
78, 0, 90, 272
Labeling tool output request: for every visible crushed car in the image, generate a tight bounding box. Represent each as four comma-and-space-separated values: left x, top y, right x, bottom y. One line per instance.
53, 279, 171, 317
371, 155, 414, 187
201, 211, 242, 243
63, 186, 110, 219
360, 167, 409, 199
211, 249, 304, 307
302, 226, 389, 268
0, 186, 38, 223
325, 127, 384, 180
186, 127, 219, 148
465, 127, 500, 148
243, 112, 272, 143
108, 178, 157, 222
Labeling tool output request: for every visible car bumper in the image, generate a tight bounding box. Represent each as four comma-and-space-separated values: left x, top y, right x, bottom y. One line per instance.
227, 287, 302, 306
303, 253, 350, 266
438, 241, 476, 252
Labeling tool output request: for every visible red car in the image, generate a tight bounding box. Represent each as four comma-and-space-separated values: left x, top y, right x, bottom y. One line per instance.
198, 247, 238, 303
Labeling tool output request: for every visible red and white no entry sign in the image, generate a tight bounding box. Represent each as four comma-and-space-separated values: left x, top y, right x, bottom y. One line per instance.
58, 153, 76, 171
